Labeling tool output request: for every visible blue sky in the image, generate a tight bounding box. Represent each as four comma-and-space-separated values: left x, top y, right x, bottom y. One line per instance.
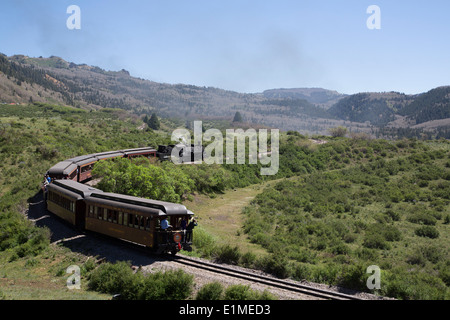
0, 0, 449, 94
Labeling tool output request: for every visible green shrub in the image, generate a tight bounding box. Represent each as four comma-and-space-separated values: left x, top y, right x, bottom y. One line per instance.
192, 226, 216, 258
363, 233, 390, 250
382, 269, 448, 300
418, 245, 443, 264
439, 263, 450, 286
224, 285, 256, 300
292, 263, 311, 281
444, 214, 450, 225
240, 251, 257, 268
363, 224, 399, 249
385, 209, 401, 221
329, 241, 350, 255
224, 284, 276, 300
138, 269, 194, 300
87, 261, 138, 298
383, 225, 402, 242
343, 233, 357, 243
213, 244, 242, 265
196, 282, 224, 300
256, 253, 291, 279
88, 262, 194, 300
407, 212, 437, 226
0, 211, 50, 258
415, 226, 439, 239
355, 248, 379, 261
310, 264, 340, 285
338, 264, 367, 291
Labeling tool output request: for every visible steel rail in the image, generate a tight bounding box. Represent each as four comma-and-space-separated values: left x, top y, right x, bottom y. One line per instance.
171, 255, 364, 300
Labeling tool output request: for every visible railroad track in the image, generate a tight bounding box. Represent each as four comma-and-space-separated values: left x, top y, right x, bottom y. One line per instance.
170, 255, 365, 300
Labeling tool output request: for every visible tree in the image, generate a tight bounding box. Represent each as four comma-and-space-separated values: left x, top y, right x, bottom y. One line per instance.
233, 111, 243, 123
148, 113, 160, 130
328, 126, 348, 138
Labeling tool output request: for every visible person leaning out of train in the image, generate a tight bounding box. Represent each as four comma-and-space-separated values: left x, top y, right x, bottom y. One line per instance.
43, 175, 51, 192
186, 218, 197, 243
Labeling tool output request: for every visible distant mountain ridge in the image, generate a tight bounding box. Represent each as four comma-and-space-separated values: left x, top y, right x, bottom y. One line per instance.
262, 87, 347, 109
328, 88, 450, 126
0, 53, 449, 136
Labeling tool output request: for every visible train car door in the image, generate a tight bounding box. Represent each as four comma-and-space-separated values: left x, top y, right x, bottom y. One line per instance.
75, 200, 86, 230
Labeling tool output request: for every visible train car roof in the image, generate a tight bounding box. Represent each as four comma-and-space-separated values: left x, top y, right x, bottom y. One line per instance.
88, 192, 191, 216
49, 180, 103, 199
92, 151, 125, 160
84, 195, 165, 217
122, 148, 156, 156
47, 161, 78, 176
121, 147, 156, 153
75, 156, 99, 166
66, 154, 96, 163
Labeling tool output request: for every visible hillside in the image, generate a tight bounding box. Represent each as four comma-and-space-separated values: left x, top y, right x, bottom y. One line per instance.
262, 87, 347, 109
244, 136, 450, 300
0, 103, 449, 300
328, 92, 414, 126
398, 86, 450, 124
0, 53, 449, 138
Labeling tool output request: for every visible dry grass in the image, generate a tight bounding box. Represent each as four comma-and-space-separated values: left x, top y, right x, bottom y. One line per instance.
183, 179, 282, 256
0, 240, 110, 300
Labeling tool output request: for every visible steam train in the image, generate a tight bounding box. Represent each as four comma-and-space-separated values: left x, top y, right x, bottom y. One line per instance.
46, 147, 157, 182
44, 146, 197, 254
46, 144, 204, 182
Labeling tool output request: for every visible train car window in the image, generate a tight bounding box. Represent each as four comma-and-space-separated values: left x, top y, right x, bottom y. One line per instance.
145, 217, 151, 231
140, 217, 145, 230
98, 207, 104, 220
123, 213, 128, 226
128, 214, 134, 227
93, 206, 98, 219
88, 205, 94, 217
112, 211, 118, 224
107, 210, 112, 222
118, 212, 123, 225
134, 215, 140, 229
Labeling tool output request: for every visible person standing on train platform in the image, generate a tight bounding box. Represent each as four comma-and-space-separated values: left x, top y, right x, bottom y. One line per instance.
186, 218, 197, 243
180, 217, 187, 241
160, 217, 172, 243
